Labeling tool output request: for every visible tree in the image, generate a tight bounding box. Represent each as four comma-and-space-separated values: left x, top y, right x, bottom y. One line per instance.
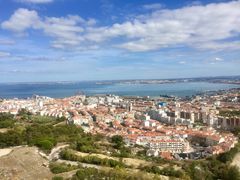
111, 135, 124, 149
35, 139, 54, 151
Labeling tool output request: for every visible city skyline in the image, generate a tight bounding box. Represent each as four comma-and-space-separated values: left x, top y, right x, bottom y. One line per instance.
0, 0, 240, 82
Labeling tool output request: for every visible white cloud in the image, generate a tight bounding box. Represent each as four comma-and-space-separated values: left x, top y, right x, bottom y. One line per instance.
194, 41, 240, 51
1, 8, 39, 33
0, 51, 11, 58
143, 3, 163, 10
16, 0, 54, 4
2, 1, 240, 51
39, 15, 85, 47
1, 8, 97, 48
84, 0, 240, 51
207, 57, 224, 64
215, 57, 223, 61
0, 38, 15, 45
179, 61, 186, 64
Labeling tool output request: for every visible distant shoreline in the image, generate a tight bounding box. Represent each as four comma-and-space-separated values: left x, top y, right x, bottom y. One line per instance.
0, 81, 239, 99
0, 75, 240, 85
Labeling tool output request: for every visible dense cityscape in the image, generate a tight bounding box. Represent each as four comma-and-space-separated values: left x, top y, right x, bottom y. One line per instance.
0, 88, 239, 157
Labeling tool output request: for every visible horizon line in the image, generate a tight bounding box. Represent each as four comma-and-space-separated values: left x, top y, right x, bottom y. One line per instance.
1, 75, 240, 85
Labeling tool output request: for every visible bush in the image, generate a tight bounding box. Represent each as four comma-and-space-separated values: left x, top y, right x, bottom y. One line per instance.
184, 149, 240, 180
60, 149, 125, 168
52, 176, 64, 180
225, 166, 240, 180
111, 135, 124, 149
219, 110, 240, 117
73, 167, 154, 180
144, 165, 184, 178
49, 162, 79, 174
35, 139, 54, 151
75, 135, 98, 153
217, 143, 240, 163
0, 113, 15, 128
0, 120, 15, 128
0, 130, 25, 148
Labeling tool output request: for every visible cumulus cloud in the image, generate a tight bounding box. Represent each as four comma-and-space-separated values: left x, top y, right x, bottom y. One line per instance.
39, 15, 85, 48
84, 0, 240, 51
16, 0, 54, 4
2, 1, 240, 51
1, 8, 39, 33
1, 8, 96, 48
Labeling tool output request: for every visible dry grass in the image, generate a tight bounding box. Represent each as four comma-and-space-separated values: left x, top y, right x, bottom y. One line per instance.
0, 146, 53, 180
74, 150, 151, 168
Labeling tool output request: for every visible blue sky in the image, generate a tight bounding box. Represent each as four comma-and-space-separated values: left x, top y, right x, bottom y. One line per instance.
0, 0, 240, 82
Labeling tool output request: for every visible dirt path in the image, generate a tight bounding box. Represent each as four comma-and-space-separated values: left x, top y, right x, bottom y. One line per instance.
231, 152, 240, 170
48, 144, 69, 160
0, 128, 9, 133
0, 149, 12, 157
38, 144, 69, 161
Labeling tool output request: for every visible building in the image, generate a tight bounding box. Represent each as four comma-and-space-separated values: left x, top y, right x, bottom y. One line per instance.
147, 138, 190, 154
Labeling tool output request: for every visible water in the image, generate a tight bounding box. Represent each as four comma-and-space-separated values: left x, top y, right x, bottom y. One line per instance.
0, 82, 239, 99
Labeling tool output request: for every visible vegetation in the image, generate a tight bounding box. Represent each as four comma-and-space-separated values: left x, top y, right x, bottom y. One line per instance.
143, 165, 184, 178
219, 110, 240, 117
111, 135, 124, 149
18, 108, 32, 116
183, 159, 240, 180
232, 127, 240, 139
60, 149, 126, 168
182, 144, 240, 180
75, 135, 100, 153
72, 167, 158, 180
111, 135, 132, 157
49, 162, 79, 174
0, 129, 24, 147
0, 113, 15, 128
0, 112, 240, 180
52, 176, 64, 180
217, 143, 240, 163
0, 112, 84, 152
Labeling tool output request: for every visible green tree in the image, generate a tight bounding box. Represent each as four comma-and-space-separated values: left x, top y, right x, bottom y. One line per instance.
35, 139, 54, 151
111, 135, 124, 149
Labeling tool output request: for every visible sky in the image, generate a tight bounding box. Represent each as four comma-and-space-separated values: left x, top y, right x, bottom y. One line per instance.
0, 0, 240, 83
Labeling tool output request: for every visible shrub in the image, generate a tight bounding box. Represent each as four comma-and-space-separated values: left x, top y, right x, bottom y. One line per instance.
52, 176, 64, 180
60, 149, 125, 168
49, 162, 79, 174
144, 165, 184, 178
35, 139, 54, 151
111, 135, 124, 149
0, 113, 15, 128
